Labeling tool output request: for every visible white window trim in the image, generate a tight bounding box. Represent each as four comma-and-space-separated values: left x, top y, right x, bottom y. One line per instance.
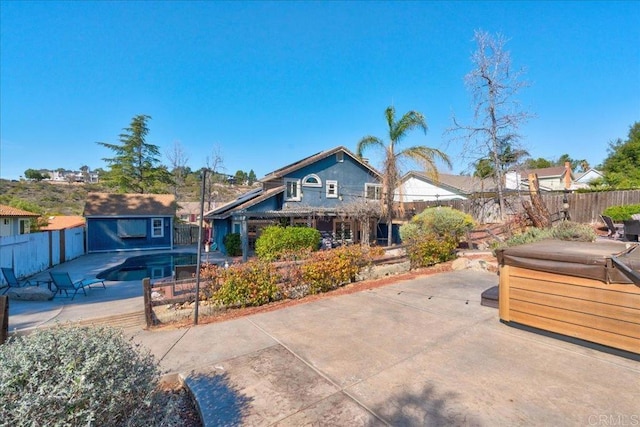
326, 180, 338, 199
285, 178, 301, 201
152, 218, 164, 238
365, 183, 382, 200
302, 174, 322, 187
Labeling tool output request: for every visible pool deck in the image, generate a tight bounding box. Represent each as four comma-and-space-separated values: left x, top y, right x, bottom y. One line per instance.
7, 245, 226, 334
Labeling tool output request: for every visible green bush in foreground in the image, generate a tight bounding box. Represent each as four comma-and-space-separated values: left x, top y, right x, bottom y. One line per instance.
255, 225, 321, 261
0, 325, 160, 426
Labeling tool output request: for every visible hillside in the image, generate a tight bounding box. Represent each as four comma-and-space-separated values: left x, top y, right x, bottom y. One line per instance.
0, 179, 256, 216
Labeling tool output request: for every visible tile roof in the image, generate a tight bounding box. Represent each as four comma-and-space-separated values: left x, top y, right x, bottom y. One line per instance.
0, 204, 40, 217
83, 193, 176, 216
40, 215, 86, 230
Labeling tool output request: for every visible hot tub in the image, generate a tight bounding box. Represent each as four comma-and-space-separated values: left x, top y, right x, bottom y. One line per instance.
496, 241, 640, 355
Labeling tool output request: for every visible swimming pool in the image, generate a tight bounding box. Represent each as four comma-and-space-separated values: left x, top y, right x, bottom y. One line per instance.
97, 252, 199, 281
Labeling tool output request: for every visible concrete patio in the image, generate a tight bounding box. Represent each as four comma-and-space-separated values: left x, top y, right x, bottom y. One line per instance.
6, 249, 640, 426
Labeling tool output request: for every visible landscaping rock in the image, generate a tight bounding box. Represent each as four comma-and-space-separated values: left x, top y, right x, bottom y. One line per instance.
451, 258, 471, 271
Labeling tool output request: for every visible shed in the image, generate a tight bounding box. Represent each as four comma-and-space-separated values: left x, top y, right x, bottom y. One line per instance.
84, 193, 175, 253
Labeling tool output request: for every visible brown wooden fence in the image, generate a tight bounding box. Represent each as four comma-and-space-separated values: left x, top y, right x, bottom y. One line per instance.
402, 190, 640, 224
173, 224, 200, 245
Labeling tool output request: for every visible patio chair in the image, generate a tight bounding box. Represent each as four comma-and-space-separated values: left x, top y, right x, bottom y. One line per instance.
1, 267, 33, 295
49, 272, 105, 300
601, 215, 624, 240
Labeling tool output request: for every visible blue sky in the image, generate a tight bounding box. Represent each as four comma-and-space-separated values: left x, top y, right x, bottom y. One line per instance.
1, 1, 638, 181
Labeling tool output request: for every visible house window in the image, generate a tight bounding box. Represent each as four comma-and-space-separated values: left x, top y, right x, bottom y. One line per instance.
326, 180, 338, 198
336, 152, 344, 162
285, 179, 301, 201
152, 218, 164, 238
3, 219, 9, 225
365, 183, 382, 200
302, 174, 322, 187
19, 219, 29, 235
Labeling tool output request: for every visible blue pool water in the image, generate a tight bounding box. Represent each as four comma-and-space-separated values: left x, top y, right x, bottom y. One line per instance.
97, 252, 199, 281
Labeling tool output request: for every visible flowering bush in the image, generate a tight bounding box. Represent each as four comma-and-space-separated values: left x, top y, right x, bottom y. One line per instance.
0, 325, 160, 426
212, 259, 280, 307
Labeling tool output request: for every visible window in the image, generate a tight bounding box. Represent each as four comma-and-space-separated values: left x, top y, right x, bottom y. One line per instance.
117, 219, 147, 238
336, 152, 344, 162
19, 219, 29, 235
365, 183, 382, 200
302, 174, 322, 187
285, 179, 301, 201
152, 218, 164, 238
326, 180, 338, 198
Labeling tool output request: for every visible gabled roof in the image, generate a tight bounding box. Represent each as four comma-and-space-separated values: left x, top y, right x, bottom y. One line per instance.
41, 215, 85, 230
83, 193, 176, 217
0, 204, 39, 218
260, 146, 381, 182
515, 166, 570, 179
206, 186, 285, 219
402, 171, 497, 194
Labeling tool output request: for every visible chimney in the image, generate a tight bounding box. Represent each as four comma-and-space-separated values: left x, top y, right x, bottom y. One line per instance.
564, 161, 571, 190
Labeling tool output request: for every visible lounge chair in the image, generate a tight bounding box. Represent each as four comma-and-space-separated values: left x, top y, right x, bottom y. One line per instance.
49, 272, 106, 300
601, 215, 624, 240
1, 267, 33, 295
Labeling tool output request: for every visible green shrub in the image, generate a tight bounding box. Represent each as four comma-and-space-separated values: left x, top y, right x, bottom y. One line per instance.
551, 221, 597, 242
405, 235, 458, 268
602, 204, 640, 221
0, 325, 160, 426
301, 245, 375, 293
255, 225, 321, 261
223, 232, 242, 256
213, 259, 280, 307
494, 221, 597, 252
403, 207, 475, 240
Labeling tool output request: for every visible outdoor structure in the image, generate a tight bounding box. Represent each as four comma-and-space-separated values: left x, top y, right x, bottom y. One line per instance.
0, 204, 39, 237
84, 193, 176, 253
394, 171, 495, 202
205, 146, 383, 255
497, 240, 640, 355
505, 162, 575, 191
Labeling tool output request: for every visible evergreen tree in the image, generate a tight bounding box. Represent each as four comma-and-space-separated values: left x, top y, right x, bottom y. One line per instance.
98, 115, 173, 193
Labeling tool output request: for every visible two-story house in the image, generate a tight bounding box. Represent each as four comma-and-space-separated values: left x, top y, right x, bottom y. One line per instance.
205, 146, 383, 255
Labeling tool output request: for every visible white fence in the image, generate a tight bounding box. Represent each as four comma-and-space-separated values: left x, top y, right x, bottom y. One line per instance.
0, 227, 86, 284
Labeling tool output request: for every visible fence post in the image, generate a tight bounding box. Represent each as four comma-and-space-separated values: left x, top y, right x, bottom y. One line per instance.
1, 295, 8, 345
142, 278, 154, 328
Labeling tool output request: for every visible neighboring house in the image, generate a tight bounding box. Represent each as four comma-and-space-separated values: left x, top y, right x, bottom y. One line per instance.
205, 146, 383, 254
0, 205, 39, 237
83, 193, 176, 253
505, 162, 575, 191
574, 168, 604, 189
395, 171, 496, 202
176, 202, 204, 225
40, 215, 86, 231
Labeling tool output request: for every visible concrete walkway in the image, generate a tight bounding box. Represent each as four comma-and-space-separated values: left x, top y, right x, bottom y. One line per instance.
7, 250, 640, 426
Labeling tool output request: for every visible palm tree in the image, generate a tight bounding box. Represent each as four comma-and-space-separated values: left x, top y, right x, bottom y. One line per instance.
357, 106, 451, 246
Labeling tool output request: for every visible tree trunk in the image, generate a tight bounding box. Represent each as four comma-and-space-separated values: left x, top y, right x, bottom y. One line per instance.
524, 173, 552, 228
